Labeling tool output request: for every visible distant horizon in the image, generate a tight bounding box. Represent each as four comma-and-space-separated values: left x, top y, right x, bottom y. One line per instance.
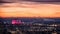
0, 17, 60, 18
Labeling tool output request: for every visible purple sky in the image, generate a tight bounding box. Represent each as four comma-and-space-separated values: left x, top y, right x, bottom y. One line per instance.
0, 0, 60, 3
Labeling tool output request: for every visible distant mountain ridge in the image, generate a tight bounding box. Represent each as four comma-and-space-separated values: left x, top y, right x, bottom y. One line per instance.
0, 17, 60, 24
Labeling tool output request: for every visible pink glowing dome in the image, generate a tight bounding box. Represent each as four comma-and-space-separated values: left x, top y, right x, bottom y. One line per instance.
12, 20, 22, 24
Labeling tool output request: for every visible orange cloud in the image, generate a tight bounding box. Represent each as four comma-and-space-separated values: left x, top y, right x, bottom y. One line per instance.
0, 3, 60, 18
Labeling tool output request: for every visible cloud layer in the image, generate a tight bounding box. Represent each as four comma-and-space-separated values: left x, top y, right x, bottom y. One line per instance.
0, 0, 60, 3
0, 3, 60, 17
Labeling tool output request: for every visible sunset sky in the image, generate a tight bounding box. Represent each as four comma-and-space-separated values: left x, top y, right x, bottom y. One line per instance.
0, 2, 60, 18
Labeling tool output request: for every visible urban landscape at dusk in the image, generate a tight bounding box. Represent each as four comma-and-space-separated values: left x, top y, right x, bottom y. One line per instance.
0, 0, 60, 34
